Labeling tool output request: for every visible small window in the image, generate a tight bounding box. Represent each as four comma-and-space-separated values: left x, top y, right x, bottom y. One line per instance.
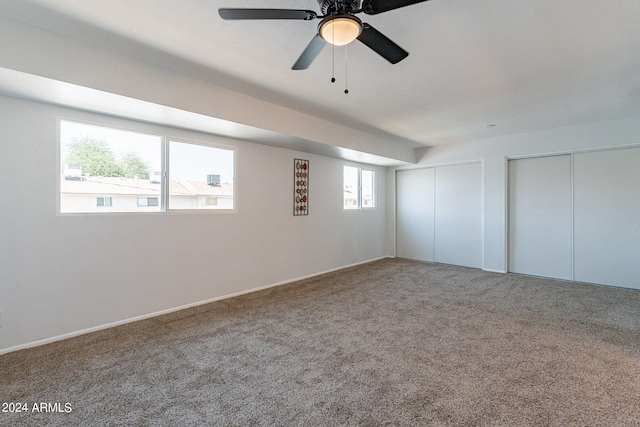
205, 197, 218, 206
344, 166, 359, 209
361, 169, 375, 208
97, 197, 112, 207
137, 197, 159, 207
343, 166, 376, 209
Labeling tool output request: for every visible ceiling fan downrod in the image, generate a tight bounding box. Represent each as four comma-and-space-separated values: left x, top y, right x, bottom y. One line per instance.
317, 0, 361, 16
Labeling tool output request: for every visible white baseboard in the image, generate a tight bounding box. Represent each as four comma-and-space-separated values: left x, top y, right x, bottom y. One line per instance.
0, 256, 391, 356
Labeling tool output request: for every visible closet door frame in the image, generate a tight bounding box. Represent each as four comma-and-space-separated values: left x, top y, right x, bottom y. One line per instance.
395, 161, 483, 269
506, 143, 640, 286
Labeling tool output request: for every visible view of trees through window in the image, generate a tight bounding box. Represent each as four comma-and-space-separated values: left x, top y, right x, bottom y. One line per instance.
64, 137, 155, 179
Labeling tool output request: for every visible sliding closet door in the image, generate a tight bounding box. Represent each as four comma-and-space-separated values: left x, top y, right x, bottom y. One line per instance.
508, 155, 572, 280
434, 163, 483, 269
396, 168, 435, 261
573, 147, 640, 289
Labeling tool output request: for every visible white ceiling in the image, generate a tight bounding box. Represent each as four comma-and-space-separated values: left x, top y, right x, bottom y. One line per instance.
3, 0, 640, 151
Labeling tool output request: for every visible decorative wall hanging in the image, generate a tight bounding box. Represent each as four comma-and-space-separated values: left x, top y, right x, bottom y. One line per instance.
294, 159, 309, 216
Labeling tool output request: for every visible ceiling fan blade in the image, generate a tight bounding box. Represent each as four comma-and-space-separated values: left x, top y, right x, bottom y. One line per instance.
357, 23, 408, 64
292, 34, 326, 70
219, 8, 317, 20
362, 0, 429, 15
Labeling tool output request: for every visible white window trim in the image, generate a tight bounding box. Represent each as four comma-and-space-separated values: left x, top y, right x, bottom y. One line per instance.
343, 166, 376, 210
166, 137, 237, 213
57, 117, 237, 215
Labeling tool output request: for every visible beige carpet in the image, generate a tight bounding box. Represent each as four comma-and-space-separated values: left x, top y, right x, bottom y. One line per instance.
2, 258, 640, 426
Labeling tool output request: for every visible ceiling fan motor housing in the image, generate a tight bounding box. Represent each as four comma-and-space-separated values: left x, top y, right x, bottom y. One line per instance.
317, 0, 360, 15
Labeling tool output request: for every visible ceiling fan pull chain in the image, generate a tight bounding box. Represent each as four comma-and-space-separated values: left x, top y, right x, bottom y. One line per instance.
331, 23, 336, 83
344, 44, 349, 94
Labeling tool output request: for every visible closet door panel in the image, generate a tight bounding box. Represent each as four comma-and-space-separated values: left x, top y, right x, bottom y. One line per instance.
396, 168, 435, 262
434, 163, 483, 268
508, 155, 572, 280
574, 147, 640, 289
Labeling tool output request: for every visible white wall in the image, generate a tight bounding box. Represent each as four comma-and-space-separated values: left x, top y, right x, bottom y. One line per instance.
401, 116, 640, 274
0, 17, 416, 164
0, 95, 390, 353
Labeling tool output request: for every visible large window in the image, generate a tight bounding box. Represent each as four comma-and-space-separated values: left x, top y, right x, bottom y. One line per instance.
343, 166, 376, 209
59, 120, 235, 213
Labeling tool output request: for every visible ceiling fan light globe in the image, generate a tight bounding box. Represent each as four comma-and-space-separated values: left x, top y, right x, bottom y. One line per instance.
320, 17, 361, 46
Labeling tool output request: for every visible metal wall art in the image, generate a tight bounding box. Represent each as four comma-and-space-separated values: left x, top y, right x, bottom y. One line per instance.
294, 159, 309, 216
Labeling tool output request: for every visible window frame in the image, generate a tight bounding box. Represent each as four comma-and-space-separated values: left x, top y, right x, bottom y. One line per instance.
137, 197, 159, 207
96, 196, 113, 207
166, 138, 236, 212
58, 117, 237, 215
343, 165, 376, 210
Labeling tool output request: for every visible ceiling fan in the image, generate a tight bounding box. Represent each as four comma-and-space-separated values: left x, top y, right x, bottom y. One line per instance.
219, 0, 429, 70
